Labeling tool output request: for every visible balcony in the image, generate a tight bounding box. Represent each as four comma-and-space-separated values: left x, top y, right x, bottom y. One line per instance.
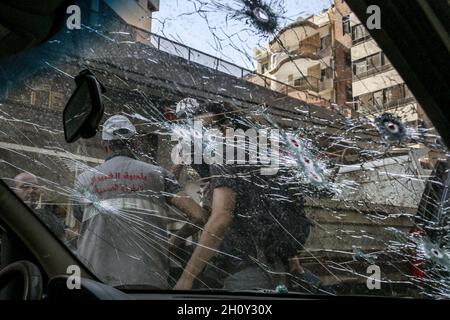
383, 96, 416, 110
352, 34, 371, 46
356, 96, 416, 113
292, 76, 319, 92
269, 45, 319, 73
116, 25, 308, 100
351, 24, 372, 45
292, 44, 319, 57
353, 63, 394, 80
269, 20, 319, 49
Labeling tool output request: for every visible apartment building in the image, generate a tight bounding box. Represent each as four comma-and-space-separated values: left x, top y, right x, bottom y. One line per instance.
91, 0, 159, 44
251, 0, 433, 126
252, 4, 354, 114
331, 0, 353, 112
349, 12, 427, 126
253, 10, 333, 102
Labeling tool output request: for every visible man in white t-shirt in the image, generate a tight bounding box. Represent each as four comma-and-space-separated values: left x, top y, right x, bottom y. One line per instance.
74, 115, 206, 289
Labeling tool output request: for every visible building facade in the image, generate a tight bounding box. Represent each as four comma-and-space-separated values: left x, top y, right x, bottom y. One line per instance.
349, 8, 428, 126
253, 10, 337, 107
331, 0, 353, 113
94, 0, 159, 44
251, 0, 431, 125
251, 3, 357, 115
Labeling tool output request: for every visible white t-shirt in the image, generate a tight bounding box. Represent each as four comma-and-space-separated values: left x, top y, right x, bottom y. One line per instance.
74, 155, 182, 289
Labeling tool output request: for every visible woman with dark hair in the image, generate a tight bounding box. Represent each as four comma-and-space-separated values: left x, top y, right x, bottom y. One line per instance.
172, 98, 311, 291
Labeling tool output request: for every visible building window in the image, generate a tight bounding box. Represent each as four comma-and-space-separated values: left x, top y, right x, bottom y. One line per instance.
342, 15, 351, 35
353, 59, 367, 75
49, 91, 65, 109
346, 84, 353, 101
31, 89, 50, 108
320, 35, 331, 50
352, 24, 370, 44
353, 52, 392, 77
373, 90, 383, 107
358, 92, 373, 109
287, 74, 293, 84
261, 63, 269, 73
344, 49, 351, 67
356, 84, 414, 111
367, 52, 382, 70
384, 84, 404, 105
270, 53, 279, 67
321, 67, 332, 81
294, 77, 316, 91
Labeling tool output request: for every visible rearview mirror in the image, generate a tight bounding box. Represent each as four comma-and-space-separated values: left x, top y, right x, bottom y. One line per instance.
63, 69, 106, 143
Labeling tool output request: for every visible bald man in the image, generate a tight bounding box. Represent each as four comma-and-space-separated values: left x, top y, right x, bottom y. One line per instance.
13, 172, 65, 239
13, 172, 40, 205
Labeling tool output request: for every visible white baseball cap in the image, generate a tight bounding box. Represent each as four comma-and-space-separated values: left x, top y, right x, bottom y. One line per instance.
102, 115, 137, 141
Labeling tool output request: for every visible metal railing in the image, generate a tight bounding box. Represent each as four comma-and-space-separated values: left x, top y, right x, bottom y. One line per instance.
352, 34, 371, 46
147, 31, 284, 86
108, 25, 330, 106
383, 96, 416, 110
118, 25, 331, 105
150, 34, 248, 77
356, 96, 416, 113
353, 63, 394, 80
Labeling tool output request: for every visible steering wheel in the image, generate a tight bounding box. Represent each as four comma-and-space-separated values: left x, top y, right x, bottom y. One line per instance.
0, 261, 43, 300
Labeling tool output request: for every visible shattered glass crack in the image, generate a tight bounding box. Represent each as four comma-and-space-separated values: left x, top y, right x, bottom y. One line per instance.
0, 0, 449, 299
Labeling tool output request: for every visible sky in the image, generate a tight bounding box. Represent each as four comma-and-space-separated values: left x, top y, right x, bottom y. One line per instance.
152, 0, 332, 70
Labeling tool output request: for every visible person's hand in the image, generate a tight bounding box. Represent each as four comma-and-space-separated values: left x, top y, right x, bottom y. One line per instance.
289, 257, 305, 275
65, 229, 80, 241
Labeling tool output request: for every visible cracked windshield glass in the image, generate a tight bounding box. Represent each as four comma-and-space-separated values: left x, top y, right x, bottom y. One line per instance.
0, 0, 449, 298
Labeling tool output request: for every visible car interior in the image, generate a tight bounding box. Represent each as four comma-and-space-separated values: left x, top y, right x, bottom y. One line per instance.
0, 0, 449, 300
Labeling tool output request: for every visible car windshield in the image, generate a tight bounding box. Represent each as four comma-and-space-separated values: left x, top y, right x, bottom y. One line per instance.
0, 0, 449, 298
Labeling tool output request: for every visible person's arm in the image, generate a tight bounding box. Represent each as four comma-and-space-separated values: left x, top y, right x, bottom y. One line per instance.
69, 173, 89, 242
174, 186, 236, 290
288, 256, 305, 274
169, 191, 208, 246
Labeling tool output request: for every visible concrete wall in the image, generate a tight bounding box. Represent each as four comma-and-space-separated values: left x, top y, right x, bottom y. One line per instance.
335, 151, 430, 207
300, 198, 415, 285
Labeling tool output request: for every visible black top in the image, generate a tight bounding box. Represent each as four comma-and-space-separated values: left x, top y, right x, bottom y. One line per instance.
192, 162, 310, 273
